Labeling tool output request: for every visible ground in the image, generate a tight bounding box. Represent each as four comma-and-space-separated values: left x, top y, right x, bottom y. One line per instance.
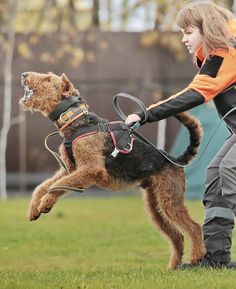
0, 195, 236, 289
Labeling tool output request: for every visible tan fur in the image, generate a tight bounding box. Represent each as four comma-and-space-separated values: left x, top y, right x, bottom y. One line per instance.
19, 72, 204, 269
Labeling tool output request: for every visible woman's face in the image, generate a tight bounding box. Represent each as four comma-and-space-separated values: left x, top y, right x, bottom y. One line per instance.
181, 26, 203, 55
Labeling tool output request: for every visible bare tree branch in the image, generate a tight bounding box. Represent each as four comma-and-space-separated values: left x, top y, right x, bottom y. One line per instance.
92, 0, 100, 28
0, 0, 16, 200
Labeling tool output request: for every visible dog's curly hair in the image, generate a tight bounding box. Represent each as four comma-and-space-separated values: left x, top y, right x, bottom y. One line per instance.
19, 71, 204, 269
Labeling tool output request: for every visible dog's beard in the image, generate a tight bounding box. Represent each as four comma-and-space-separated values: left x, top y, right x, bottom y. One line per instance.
19, 86, 36, 112
19, 79, 35, 111
19, 98, 34, 112
22, 85, 34, 101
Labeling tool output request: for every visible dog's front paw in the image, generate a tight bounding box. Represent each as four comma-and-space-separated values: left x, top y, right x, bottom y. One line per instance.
38, 193, 57, 214
27, 205, 41, 221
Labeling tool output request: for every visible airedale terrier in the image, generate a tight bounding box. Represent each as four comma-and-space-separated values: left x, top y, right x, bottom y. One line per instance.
19, 71, 204, 269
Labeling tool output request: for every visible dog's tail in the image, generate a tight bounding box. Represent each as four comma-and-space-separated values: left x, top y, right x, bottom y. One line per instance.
173, 112, 202, 165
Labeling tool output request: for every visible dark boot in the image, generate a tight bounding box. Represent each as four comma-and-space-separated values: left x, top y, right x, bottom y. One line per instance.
203, 216, 234, 264
179, 258, 236, 269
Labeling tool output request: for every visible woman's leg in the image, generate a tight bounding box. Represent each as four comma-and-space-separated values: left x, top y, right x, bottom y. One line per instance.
202, 134, 236, 266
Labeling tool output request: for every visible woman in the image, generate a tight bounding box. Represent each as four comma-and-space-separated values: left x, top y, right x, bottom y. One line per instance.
126, 1, 236, 269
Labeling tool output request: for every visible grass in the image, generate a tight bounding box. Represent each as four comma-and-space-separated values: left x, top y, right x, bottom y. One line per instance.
0, 195, 236, 289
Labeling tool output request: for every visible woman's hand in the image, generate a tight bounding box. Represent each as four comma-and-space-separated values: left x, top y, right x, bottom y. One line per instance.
125, 114, 141, 124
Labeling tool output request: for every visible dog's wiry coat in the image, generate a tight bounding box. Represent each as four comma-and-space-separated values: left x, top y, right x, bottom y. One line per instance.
19, 72, 204, 269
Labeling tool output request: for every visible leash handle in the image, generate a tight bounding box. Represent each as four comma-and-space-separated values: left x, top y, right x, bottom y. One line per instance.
113, 93, 148, 123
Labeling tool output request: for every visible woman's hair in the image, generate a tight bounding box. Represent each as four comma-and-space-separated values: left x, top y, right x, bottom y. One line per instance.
176, 1, 234, 58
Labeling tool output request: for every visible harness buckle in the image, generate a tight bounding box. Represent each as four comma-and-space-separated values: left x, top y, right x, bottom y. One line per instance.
60, 110, 74, 124
110, 147, 120, 158
122, 142, 132, 152
83, 108, 88, 115
130, 121, 141, 132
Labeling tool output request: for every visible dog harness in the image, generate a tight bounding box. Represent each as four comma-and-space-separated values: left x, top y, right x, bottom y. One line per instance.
48, 95, 135, 165
63, 121, 134, 163
45, 96, 136, 193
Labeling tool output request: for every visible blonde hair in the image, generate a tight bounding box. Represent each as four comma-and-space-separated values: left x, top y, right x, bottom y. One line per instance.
176, 1, 234, 58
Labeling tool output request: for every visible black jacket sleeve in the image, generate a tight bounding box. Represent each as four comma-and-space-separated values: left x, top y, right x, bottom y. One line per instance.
137, 88, 205, 123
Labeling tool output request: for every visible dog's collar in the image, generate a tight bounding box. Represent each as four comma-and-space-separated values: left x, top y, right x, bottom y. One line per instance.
48, 96, 89, 131
48, 96, 81, 121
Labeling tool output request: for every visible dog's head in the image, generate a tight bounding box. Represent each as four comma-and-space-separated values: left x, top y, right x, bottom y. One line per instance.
19, 72, 80, 116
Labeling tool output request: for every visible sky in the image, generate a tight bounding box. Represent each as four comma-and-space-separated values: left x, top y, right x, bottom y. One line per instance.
99, 0, 157, 31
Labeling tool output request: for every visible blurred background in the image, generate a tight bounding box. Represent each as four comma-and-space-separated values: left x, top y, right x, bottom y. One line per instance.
0, 0, 233, 200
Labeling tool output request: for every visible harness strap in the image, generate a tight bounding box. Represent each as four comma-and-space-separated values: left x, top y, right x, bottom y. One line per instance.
110, 130, 134, 158
49, 186, 84, 193
63, 122, 134, 163
64, 126, 99, 162
44, 132, 84, 193
44, 132, 70, 174
44, 121, 133, 193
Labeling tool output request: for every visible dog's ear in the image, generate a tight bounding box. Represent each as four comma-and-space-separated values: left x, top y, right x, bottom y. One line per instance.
61, 73, 72, 92
61, 73, 80, 97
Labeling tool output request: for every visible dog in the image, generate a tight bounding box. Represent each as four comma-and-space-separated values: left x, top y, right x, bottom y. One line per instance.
19, 71, 204, 269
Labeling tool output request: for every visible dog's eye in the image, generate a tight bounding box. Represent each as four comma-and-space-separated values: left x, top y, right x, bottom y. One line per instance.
42, 75, 51, 82
53, 84, 60, 90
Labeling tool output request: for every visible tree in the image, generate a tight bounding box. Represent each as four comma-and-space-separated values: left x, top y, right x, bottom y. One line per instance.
0, 0, 16, 200
92, 0, 100, 27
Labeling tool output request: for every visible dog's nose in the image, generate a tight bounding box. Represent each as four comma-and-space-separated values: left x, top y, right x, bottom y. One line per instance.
21, 72, 28, 78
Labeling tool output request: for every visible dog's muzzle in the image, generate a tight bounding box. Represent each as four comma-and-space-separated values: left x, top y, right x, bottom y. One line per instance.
21, 73, 34, 101
22, 85, 34, 101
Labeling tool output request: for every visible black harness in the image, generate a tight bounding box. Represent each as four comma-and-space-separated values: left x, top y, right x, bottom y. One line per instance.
63, 122, 134, 163
48, 95, 135, 164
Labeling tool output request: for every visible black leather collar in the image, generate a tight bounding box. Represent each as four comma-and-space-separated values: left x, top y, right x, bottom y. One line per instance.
48, 96, 82, 122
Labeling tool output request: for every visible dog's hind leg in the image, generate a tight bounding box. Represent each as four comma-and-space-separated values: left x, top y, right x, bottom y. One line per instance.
143, 184, 184, 269
159, 201, 204, 265
154, 167, 204, 266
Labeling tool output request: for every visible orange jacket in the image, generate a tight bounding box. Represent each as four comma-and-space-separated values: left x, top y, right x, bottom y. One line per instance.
140, 20, 236, 132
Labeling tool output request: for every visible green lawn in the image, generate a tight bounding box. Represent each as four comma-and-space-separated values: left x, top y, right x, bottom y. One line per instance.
0, 195, 236, 289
